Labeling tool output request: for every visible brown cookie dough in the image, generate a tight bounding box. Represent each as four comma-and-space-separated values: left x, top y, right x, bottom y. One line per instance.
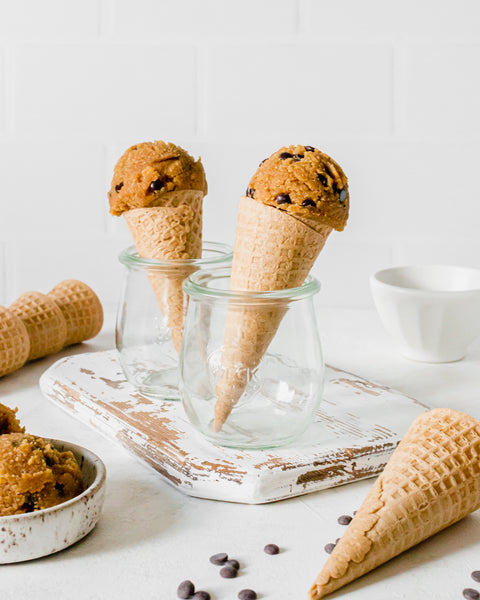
109, 141, 208, 216
247, 145, 349, 231
0, 404, 24, 435
0, 433, 84, 516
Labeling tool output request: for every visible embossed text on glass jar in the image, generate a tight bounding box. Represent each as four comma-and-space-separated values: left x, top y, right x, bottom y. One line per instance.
116, 243, 232, 400
181, 267, 324, 449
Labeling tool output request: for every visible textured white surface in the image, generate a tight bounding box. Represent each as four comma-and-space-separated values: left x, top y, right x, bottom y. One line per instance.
0, 309, 479, 599
39, 350, 427, 504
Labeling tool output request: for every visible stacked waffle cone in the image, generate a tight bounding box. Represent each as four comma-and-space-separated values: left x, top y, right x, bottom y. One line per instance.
0, 280, 103, 377
309, 408, 480, 599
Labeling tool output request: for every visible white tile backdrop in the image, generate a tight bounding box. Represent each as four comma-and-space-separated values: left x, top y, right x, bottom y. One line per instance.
0, 0, 479, 311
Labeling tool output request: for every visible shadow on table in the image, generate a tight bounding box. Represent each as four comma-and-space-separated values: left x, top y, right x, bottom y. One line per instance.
317, 514, 480, 597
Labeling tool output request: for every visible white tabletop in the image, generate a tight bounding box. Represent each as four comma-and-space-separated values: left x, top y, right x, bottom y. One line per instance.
2, 308, 480, 600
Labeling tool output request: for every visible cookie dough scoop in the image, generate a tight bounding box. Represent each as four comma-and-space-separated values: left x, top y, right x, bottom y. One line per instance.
212, 145, 349, 432
108, 141, 207, 352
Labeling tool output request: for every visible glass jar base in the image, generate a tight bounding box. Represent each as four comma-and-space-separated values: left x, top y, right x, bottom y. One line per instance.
124, 367, 181, 401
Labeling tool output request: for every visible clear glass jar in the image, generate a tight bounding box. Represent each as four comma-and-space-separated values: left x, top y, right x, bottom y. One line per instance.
116, 242, 232, 400
181, 267, 324, 449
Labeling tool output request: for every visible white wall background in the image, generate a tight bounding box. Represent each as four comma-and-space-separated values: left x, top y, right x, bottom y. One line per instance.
0, 0, 479, 311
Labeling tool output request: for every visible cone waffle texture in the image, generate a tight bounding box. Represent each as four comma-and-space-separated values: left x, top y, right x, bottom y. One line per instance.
10, 292, 67, 361
0, 306, 30, 377
124, 190, 204, 353
309, 408, 480, 599
48, 279, 104, 346
212, 196, 331, 432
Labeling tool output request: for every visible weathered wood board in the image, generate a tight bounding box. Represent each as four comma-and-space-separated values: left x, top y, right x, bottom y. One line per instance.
39, 350, 429, 504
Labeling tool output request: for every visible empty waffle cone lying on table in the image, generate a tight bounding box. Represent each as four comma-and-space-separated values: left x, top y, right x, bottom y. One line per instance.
108, 141, 208, 353
10, 291, 67, 361
309, 408, 480, 599
48, 279, 103, 346
0, 307, 30, 377
212, 145, 349, 433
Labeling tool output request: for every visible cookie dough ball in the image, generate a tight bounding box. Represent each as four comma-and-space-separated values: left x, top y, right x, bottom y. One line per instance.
0, 433, 84, 516
0, 404, 24, 435
248, 145, 349, 231
109, 141, 208, 216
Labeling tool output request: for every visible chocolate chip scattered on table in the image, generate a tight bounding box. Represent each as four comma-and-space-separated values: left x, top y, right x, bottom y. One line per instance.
264, 543, 280, 555
177, 580, 195, 599
473, 573, 480, 583
220, 565, 238, 579
337, 514, 352, 525
238, 590, 257, 600
209, 552, 228, 565
463, 589, 480, 600
192, 592, 210, 600
324, 543, 336, 554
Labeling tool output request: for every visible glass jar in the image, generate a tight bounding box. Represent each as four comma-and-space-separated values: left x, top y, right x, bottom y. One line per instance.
116, 242, 232, 400
181, 267, 324, 449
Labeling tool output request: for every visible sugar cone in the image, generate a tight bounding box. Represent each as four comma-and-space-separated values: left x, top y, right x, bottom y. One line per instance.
48, 279, 104, 346
309, 408, 480, 599
124, 190, 204, 353
0, 306, 30, 377
212, 196, 332, 432
10, 292, 67, 361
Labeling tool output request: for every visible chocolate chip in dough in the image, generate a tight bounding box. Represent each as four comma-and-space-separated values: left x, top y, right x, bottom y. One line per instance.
279, 152, 293, 160
220, 566, 238, 579
305, 146, 316, 152
339, 189, 347, 202
472, 572, 480, 583
324, 543, 336, 554
177, 580, 195, 599
246, 187, 255, 198
301, 199, 316, 208
115, 182, 123, 193
463, 590, 480, 600
209, 552, 228, 565
293, 154, 304, 161
264, 543, 280, 555
337, 515, 352, 525
148, 178, 165, 193
317, 173, 328, 186
238, 590, 257, 600
275, 194, 291, 205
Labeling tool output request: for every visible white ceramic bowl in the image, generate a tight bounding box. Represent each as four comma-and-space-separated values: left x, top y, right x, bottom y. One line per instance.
370, 265, 480, 363
0, 438, 106, 564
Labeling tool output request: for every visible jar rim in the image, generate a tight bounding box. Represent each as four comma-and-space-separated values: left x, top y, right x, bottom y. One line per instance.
118, 241, 233, 270
183, 266, 321, 301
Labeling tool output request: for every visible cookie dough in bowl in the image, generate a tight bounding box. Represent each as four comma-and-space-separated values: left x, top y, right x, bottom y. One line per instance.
0, 438, 106, 563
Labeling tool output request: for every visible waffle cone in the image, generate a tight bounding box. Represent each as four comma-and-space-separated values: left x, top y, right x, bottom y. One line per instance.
0, 306, 30, 377
212, 196, 332, 432
309, 408, 480, 599
48, 279, 104, 346
10, 292, 67, 361
124, 190, 204, 353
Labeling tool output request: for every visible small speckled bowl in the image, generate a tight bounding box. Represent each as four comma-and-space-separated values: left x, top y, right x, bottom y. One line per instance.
0, 439, 106, 564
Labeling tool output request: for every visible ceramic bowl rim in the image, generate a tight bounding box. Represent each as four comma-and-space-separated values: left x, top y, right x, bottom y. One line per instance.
0, 438, 106, 522
371, 264, 480, 295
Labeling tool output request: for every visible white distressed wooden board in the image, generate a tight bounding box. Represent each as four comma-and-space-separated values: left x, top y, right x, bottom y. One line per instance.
39, 350, 429, 504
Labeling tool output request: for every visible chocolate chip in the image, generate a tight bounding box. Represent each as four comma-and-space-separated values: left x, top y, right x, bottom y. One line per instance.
22, 494, 35, 513
264, 543, 280, 555
225, 559, 240, 570
209, 552, 228, 565
192, 593, 210, 600
238, 590, 257, 600
177, 580, 195, 599
338, 515, 352, 525
317, 173, 328, 186
279, 152, 293, 160
472, 572, 480, 583
45, 455, 53, 467
220, 566, 238, 579
55, 482, 65, 497
149, 178, 165, 193
259, 159, 267, 166
246, 187, 255, 198
463, 590, 480, 600
353, 511, 358, 515
324, 543, 336, 554
301, 199, 316, 208
275, 194, 291, 205
339, 189, 347, 202
305, 146, 316, 152
335, 538, 340, 544
115, 182, 123, 193
293, 154, 304, 161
